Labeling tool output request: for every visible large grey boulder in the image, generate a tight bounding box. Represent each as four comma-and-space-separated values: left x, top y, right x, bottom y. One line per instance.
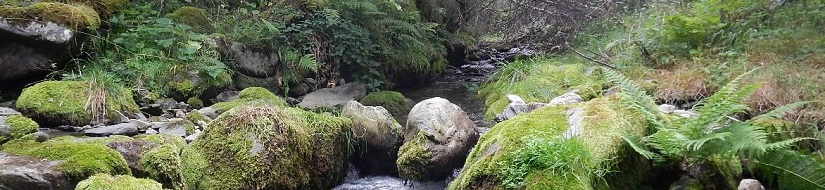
495, 95, 546, 122
397, 97, 479, 181
0, 19, 77, 82
154, 119, 195, 137
341, 101, 404, 175
548, 92, 583, 106
214, 38, 279, 78
738, 179, 765, 190
0, 152, 71, 190
298, 83, 368, 109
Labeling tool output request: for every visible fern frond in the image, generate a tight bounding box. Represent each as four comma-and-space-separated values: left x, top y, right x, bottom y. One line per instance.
373, 18, 421, 37
338, 1, 379, 12
751, 101, 812, 121
603, 68, 665, 129
755, 150, 825, 189
619, 134, 662, 161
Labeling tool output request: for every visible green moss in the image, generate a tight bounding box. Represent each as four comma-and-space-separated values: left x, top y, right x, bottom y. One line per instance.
360, 91, 412, 118
479, 58, 599, 120
15, 81, 139, 126
0, 2, 101, 30
449, 97, 649, 190
139, 144, 185, 189
166, 6, 213, 33
169, 119, 196, 136
396, 132, 434, 181
135, 134, 186, 149
3, 115, 38, 143
187, 97, 204, 109
171, 80, 198, 97
1, 138, 131, 181
75, 174, 163, 190
180, 105, 352, 190
185, 111, 211, 124
211, 87, 286, 113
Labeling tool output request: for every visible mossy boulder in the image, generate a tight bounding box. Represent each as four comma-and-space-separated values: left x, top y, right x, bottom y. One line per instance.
180, 105, 353, 190
448, 97, 651, 190
166, 6, 213, 33
0, 2, 100, 30
186, 97, 204, 109
341, 100, 404, 175
0, 114, 38, 144
397, 97, 479, 181
211, 87, 286, 113
0, 136, 131, 182
15, 81, 139, 126
360, 91, 413, 119
75, 174, 163, 190
169, 66, 232, 99
140, 144, 185, 189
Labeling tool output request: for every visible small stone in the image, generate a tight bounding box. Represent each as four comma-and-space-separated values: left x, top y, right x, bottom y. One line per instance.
175, 110, 186, 118
673, 110, 699, 118
83, 123, 139, 137
658, 104, 676, 114
145, 128, 159, 134
197, 107, 219, 119
0, 107, 21, 116
738, 179, 765, 190
506, 95, 525, 104
184, 132, 200, 143
548, 92, 583, 106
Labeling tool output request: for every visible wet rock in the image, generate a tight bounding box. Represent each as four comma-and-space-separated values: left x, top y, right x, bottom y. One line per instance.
495, 95, 545, 122
156, 119, 195, 138
738, 179, 765, 190
548, 92, 583, 106
145, 128, 159, 135
0, 152, 71, 190
0, 107, 21, 116
659, 104, 677, 114
83, 122, 141, 137
397, 97, 479, 181
106, 140, 158, 177
298, 83, 368, 109
342, 101, 404, 175
197, 107, 219, 119
0, 20, 75, 82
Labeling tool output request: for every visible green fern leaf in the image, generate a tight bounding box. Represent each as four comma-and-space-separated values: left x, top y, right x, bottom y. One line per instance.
755, 150, 825, 190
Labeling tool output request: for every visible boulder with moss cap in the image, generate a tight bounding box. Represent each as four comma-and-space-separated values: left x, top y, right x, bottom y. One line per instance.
15, 81, 139, 126
210, 87, 286, 113
342, 100, 404, 175
448, 96, 651, 190
1, 114, 39, 144
359, 91, 413, 119
397, 97, 479, 181
75, 174, 162, 190
180, 105, 352, 190
0, 0, 127, 82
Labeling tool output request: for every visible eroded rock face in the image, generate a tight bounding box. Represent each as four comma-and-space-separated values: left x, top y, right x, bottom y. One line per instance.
0, 152, 71, 190
341, 101, 404, 175
397, 97, 479, 181
298, 83, 368, 109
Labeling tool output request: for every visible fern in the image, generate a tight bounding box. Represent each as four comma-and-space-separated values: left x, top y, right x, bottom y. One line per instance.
755, 150, 825, 189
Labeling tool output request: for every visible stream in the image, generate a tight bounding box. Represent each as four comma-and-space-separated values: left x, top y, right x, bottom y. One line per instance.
334, 49, 511, 190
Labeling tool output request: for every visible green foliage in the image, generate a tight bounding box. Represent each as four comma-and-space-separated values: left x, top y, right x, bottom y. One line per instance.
755, 150, 825, 189
605, 68, 822, 188
75, 174, 163, 190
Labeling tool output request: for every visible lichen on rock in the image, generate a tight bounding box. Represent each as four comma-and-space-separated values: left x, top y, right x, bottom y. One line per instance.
180, 105, 352, 190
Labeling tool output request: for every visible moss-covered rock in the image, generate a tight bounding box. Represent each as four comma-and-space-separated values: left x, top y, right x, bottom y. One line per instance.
479, 60, 603, 120
169, 66, 232, 99
0, 2, 100, 30
166, 6, 213, 33
448, 97, 650, 190
180, 105, 352, 190
186, 97, 204, 109
75, 174, 163, 190
15, 81, 139, 126
360, 91, 413, 119
0, 136, 131, 181
139, 144, 184, 189
0, 115, 38, 143
185, 111, 211, 125
211, 87, 287, 113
